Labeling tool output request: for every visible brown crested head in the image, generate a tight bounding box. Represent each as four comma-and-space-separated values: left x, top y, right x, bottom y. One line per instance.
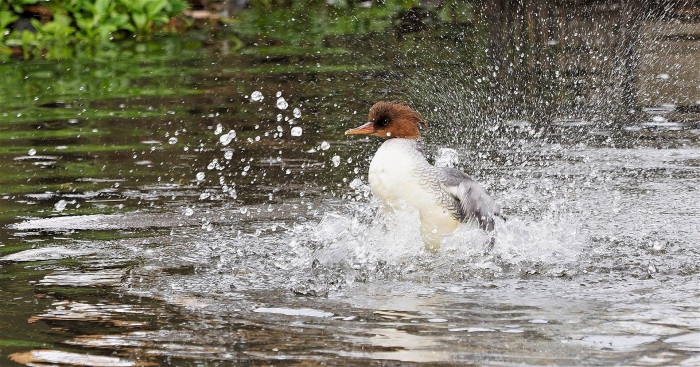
345, 101, 426, 139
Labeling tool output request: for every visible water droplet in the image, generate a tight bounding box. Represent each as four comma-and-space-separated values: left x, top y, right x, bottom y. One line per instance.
276, 91, 282, 97
196, 172, 205, 181
183, 208, 194, 216
320, 141, 330, 150
207, 159, 220, 170
291, 126, 303, 137
219, 130, 236, 145
28, 148, 36, 156
435, 148, 459, 168
276, 97, 288, 110
293, 108, 302, 118
224, 151, 234, 160
250, 91, 264, 102
331, 155, 341, 167
652, 241, 665, 252
168, 137, 178, 144
214, 124, 223, 135
54, 200, 67, 212
349, 178, 364, 190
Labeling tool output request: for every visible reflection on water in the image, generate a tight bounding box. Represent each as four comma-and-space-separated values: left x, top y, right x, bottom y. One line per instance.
1, 2, 700, 366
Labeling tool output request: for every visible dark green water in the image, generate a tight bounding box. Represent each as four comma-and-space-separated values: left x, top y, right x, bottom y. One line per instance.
1, 5, 699, 367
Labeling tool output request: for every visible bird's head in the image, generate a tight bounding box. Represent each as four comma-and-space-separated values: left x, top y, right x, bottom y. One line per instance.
345, 101, 426, 139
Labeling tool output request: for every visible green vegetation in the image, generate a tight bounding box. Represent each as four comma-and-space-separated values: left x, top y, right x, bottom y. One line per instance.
0, 0, 475, 59
228, 0, 472, 45
230, 0, 413, 44
0, 0, 188, 59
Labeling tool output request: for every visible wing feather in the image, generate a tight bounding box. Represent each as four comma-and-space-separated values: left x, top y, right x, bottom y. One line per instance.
438, 167, 501, 231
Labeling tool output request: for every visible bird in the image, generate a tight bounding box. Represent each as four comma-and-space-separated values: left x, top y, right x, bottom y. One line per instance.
345, 101, 502, 251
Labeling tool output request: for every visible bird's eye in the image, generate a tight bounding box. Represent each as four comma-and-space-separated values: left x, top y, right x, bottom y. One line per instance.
375, 117, 390, 127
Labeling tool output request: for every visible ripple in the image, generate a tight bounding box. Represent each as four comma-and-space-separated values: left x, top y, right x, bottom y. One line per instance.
664, 333, 700, 352
254, 307, 334, 318
10, 350, 148, 367
2, 246, 95, 262
39, 269, 126, 287
576, 335, 658, 350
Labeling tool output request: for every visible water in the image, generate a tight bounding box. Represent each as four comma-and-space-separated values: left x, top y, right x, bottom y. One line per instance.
1, 4, 700, 367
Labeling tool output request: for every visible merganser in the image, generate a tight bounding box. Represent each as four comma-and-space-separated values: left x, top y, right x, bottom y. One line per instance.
345, 101, 501, 251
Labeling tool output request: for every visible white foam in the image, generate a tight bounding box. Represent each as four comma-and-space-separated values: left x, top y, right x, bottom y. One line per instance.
299, 198, 583, 283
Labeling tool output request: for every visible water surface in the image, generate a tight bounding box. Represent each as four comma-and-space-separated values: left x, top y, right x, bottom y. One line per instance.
1, 4, 699, 367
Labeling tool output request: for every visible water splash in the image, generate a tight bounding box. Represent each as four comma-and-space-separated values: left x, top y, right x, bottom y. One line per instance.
434, 148, 459, 168
281, 193, 584, 292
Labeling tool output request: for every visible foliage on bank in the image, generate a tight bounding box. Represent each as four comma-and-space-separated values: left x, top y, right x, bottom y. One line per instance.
0, 0, 189, 59
0, 0, 473, 60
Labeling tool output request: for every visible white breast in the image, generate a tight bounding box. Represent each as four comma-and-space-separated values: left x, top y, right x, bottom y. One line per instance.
368, 139, 459, 249
369, 139, 421, 204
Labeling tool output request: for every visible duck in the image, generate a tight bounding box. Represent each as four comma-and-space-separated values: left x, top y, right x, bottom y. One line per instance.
345, 101, 502, 251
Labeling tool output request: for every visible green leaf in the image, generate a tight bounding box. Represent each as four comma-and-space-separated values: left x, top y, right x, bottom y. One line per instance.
132, 12, 147, 31
53, 13, 73, 27
4, 38, 22, 47
165, 0, 188, 15
95, 0, 111, 16
75, 17, 94, 34
29, 17, 43, 31
146, 0, 167, 18
0, 10, 18, 30
109, 13, 131, 32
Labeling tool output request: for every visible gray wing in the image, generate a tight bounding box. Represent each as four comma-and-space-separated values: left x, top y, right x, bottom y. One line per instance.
438, 167, 501, 231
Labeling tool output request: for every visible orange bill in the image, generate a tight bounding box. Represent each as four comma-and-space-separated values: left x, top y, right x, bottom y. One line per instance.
344, 121, 376, 135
